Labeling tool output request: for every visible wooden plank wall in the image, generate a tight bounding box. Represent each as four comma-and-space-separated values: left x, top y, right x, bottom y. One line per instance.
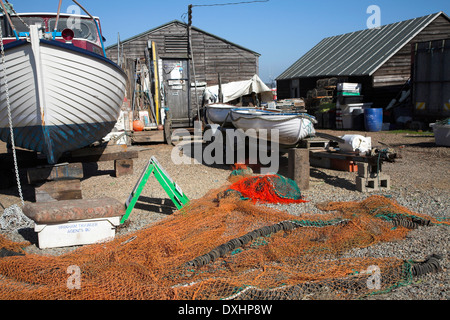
373, 15, 450, 88
106, 22, 259, 123
106, 22, 259, 87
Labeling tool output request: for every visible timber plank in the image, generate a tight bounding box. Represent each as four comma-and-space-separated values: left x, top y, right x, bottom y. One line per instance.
35, 179, 82, 202
63, 145, 139, 163
27, 162, 83, 184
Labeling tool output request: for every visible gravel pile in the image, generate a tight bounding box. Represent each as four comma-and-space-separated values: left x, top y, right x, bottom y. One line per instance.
0, 129, 448, 300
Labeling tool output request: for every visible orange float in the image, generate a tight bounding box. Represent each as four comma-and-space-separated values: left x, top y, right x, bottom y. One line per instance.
133, 119, 144, 131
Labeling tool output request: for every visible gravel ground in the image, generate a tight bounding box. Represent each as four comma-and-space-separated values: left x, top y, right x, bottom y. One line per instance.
0, 129, 449, 300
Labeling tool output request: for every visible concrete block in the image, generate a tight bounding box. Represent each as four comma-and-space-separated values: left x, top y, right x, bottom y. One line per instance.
357, 162, 369, 177
356, 176, 376, 192
379, 174, 391, 190
356, 174, 391, 193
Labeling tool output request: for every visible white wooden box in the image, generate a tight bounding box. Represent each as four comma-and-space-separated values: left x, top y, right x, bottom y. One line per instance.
34, 217, 121, 249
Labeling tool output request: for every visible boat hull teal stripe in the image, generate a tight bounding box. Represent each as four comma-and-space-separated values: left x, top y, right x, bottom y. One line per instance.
0, 121, 116, 164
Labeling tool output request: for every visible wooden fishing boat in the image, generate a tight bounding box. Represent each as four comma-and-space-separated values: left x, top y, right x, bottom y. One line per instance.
0, 2, 127, 164
230, 108, 317, 146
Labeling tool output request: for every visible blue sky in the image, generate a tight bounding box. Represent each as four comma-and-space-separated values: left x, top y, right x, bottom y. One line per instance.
10, 0, 450, 84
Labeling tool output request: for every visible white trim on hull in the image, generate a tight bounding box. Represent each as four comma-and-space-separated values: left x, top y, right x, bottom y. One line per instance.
0, 26, 127, 164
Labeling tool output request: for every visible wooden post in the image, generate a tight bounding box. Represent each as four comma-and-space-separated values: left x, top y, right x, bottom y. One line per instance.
288, 148, 310, 191
218, 73, 223, 103
114, 159, 134, 177
151, 41, 160, 124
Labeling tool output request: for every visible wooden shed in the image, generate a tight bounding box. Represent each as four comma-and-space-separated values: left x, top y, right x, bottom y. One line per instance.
106, 20, 260, 127
276, 12, 450, 112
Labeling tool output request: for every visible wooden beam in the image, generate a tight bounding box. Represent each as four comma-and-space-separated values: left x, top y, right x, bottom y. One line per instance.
65, 145, 139, 162
309, 150, 371, 163
27, 162, 83, 184
35, 179, 82, 202
132, 130, 165, 144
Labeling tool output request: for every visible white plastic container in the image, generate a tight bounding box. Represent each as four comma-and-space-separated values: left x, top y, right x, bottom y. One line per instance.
339, 103, 373, 115
337, 82, 362, 92
431, 123, 450, 147
339, 135, 372, 153
34, 217, 121, 249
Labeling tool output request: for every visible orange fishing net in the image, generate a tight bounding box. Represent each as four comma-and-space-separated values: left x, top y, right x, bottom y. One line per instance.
0, 175, 448, 300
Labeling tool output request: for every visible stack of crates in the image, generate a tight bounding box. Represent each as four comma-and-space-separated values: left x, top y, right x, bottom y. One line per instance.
336, 83, 363, 129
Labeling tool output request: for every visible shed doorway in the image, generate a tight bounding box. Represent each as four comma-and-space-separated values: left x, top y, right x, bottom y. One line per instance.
162, 59, 191, 127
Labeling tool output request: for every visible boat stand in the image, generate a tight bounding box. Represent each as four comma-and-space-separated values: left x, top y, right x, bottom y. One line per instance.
287, 133, 395, 193
17, 145, 140, 202
121, 156, 189, 224
308, 150, 392, 192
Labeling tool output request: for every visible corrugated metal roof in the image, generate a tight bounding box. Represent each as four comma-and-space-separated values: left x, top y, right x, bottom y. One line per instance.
277, 12, 448, 80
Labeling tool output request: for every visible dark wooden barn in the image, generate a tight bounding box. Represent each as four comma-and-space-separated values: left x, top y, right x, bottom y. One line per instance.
106, 20, 260, 127
276, 12, 450, 113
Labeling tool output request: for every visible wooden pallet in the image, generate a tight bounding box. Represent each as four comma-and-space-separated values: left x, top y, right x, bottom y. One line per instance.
297, 138, 330, 150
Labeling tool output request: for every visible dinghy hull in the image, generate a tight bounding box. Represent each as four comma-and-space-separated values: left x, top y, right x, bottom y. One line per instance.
230, 108, 317, 146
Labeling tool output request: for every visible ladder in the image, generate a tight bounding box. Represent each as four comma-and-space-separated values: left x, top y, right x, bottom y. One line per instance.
121, 156, 189, 224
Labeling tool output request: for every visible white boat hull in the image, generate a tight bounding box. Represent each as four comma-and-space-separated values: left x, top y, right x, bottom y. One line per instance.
204, 103, 235, 125
0, 36, 127, 164
230, 108, 317, 146
204, 103, 257, 126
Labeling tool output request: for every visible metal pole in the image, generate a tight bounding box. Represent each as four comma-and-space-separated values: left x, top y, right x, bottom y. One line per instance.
188, 5, 200, 122
117, 32, 120, 66
0, 0, 18, 40
53, 0, 63, 40
72, 0, 106, 57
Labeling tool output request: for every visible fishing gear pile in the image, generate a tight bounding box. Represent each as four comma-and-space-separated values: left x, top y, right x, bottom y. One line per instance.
0, 176, 448, 300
